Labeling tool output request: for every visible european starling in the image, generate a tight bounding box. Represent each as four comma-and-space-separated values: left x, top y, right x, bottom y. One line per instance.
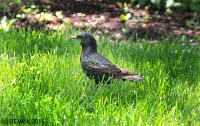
70, 33, 144, 84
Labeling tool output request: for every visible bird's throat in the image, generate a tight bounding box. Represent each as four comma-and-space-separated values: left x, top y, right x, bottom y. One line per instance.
82, 46, 96, 54
81, 47, 95, 61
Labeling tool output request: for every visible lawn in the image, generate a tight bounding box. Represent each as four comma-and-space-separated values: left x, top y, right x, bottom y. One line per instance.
0, 29, 199, 125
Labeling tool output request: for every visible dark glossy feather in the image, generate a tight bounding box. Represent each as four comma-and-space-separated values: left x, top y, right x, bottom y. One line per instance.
71, 33, 144, 84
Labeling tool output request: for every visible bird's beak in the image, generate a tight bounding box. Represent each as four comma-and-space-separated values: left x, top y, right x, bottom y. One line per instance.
69, 36, 77, 39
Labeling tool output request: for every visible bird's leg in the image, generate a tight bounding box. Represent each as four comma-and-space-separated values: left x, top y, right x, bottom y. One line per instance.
95, 80, 104, 88
104, 76, 112, 84
95, 79, 100, 84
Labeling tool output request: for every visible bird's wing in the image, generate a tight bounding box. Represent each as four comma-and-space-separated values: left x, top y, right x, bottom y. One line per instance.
82, 52, 122, 75
86, 62, 121, 75
83, 52, 144, 81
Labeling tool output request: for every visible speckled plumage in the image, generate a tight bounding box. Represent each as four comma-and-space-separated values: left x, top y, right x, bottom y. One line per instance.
71, 33, 144, 84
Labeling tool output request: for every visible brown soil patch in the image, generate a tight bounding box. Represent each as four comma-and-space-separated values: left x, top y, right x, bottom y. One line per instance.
2, 1, 200, 40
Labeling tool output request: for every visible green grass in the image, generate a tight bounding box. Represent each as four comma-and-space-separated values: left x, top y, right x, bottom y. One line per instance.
0, 29, 199, 125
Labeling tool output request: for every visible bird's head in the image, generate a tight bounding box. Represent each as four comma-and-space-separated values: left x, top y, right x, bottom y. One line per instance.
70, 33, 97, 52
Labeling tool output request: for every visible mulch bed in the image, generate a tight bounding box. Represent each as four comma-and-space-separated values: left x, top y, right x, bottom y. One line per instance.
2, 0, 200, 40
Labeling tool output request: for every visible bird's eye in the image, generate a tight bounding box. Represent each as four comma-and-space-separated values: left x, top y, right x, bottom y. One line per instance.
77, 36, 83, 39
78, 36, 81, 38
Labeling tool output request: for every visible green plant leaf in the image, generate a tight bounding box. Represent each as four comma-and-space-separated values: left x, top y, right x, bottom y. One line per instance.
119, 14, 127, 21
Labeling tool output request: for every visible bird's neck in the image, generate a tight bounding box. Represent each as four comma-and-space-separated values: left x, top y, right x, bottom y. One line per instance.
81, 47, 95, 60
82, 46, 96, 54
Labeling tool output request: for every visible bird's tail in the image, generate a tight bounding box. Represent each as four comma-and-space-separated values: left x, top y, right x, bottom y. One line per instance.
120, 68, 144, 81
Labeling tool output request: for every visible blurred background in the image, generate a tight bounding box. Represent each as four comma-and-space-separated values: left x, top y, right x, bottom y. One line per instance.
0, 0, 199, 40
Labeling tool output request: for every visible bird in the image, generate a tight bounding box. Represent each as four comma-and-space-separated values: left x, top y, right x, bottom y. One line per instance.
70, 33, 144, 84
